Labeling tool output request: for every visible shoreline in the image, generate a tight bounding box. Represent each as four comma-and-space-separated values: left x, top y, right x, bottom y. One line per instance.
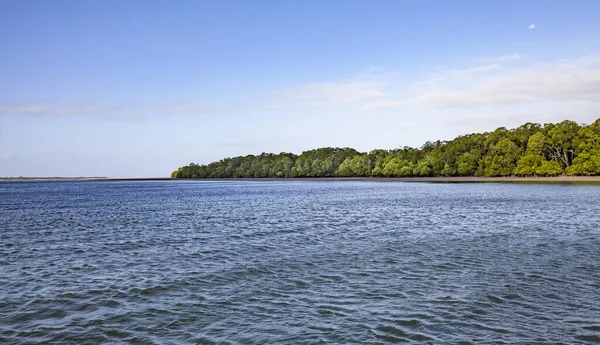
2, 176, 600, 184
0, 177, 173, 182
200, 176, 600, 184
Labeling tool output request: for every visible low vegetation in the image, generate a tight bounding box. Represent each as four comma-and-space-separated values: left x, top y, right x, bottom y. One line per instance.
172, 118, 600, 178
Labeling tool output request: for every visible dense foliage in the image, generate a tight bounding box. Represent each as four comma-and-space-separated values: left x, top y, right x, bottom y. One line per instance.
172, 118, 600, 178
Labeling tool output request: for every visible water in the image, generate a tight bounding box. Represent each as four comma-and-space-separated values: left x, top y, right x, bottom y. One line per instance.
1, 180, 599, 344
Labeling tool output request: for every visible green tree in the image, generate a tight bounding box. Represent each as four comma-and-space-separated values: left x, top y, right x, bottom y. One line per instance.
457, 152, 479, 175
172, 118, 599, 179
336, 155, 372, 177
514, 154, 541, 176
477, 138, 519, 176
536, 160, 563, 176
414, 157, 432, 176
545, 120, 580, 170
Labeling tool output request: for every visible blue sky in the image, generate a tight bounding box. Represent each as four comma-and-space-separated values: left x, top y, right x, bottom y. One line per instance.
1, 0, 600, 177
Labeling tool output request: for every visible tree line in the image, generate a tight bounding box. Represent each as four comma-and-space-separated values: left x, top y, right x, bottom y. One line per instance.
172, 118, 600, 178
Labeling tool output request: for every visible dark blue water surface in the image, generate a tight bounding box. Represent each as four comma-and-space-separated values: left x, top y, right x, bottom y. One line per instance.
1, 180, 600, 344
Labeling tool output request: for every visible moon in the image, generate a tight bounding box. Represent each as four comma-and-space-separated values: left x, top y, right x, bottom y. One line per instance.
529, 24, 536, 30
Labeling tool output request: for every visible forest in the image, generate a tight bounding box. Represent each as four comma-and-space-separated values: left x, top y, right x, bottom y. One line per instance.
171, 118, 600, 178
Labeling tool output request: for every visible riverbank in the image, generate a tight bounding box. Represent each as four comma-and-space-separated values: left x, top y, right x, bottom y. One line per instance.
205, 176, 600, 184
345, 176, 600, 183
2, 176, 600, 184
0, 177, 172, 182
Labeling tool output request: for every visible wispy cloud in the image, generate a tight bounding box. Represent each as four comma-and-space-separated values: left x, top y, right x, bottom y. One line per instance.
102, 114, 146, 122
0, 104, 144, 122
265, 81, 387, 109
366, 55, 600, 109
169, 102, 211, 113
257, 54, 600, 134
498, 53, 524, 60
407, 64, 502, 94
0, 105, 110, 118
0, 101, 213, 121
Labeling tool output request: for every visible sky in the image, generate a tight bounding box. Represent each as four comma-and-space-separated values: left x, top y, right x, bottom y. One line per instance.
1, 0, 600, 177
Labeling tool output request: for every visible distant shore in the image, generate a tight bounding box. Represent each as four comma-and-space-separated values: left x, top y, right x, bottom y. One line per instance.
0, 177, 172, 182
2, 176, 600, 184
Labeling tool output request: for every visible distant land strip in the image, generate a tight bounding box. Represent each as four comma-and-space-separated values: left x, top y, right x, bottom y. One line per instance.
0, 177, 168, 182
0, 177, 107, 181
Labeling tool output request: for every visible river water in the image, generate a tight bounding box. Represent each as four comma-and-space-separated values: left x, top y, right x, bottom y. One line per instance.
1, 180, 599, 344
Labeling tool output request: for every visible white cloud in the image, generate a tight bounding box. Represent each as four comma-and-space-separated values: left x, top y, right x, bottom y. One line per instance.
0, 101, 213, 120
102, 114, 145, 122
259, 55, 600, 119
498, 53, 524, 60
0, 105, 108, 118
367, 55, 600, 109
408, 64, 501, 94
265, 82, 387, 108
169, 102, 211, 112
0, 104, 144, 122
529, 24, 536, 30
258, 54, 600, 136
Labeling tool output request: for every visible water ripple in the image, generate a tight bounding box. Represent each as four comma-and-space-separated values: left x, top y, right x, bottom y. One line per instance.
1, 180, 599, 344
